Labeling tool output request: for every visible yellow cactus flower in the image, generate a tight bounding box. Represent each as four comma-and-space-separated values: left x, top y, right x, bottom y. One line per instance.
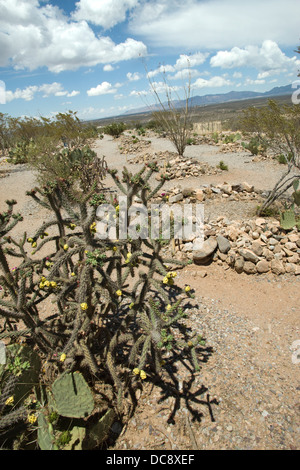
90, 222, 97, 233
60, 353, 67, 362
63, 244, 69, 251
112, 246, 117, 252
5, 396, 14, 406
44, 280, 50, 287
80, 302, 88, 311
71, 272, 76, 277
133, 368, 140, 375
27, 237, 33, 243
166, 304, 172, 311
163, 277, 169, 284
140, 370, 147, 380
185, 285, 191, 292
31, 242, 37, 248
39, 282, 45, 289
27, 414, 37, 424
116, 290, 122, 297
50, 281, 57, 288
115, 205, 120, 212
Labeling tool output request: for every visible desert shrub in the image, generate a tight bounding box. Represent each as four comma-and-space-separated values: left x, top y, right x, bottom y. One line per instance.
217, 160, 228, 171
241, 136, 267, 155
103, 122, 126, 138
0, 164, 203, 449
212, 132, 219, 143
223, 133, 241, 144
241, 100, 300, 215
7, 140, 35, 165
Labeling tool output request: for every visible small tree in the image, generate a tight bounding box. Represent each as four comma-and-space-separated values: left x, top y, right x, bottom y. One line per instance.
146, 64, 192, 156
241, 99, 300, 215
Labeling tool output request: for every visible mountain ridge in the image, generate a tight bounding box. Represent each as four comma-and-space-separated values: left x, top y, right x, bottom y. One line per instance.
123, 83, 293, 115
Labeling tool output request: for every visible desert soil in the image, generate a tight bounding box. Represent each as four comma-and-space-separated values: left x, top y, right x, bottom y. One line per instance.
0, 132, 299, 450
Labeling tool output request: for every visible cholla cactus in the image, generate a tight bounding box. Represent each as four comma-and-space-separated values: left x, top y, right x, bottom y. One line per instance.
0, 163, 203, 422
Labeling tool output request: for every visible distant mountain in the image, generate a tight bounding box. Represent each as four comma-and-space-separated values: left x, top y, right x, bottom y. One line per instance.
124, 84, 294, 116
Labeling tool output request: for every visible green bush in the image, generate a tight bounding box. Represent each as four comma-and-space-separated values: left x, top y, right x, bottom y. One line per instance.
242, 137, 267, 155
103, 122, 126, 138
217, 160, 228, 171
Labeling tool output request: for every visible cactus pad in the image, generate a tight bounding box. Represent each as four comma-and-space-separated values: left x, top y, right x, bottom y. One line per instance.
51, 372, 94, 418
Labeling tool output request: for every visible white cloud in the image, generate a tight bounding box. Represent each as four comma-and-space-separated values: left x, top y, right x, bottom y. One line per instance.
175, 52, 208, 71
0, 0, 147, 73
130, 89, 149, 97
6, 85, 38, 102
129, 0, 300, 49
103, 64, 115, 72
169, 68, 200, 81
6, 82, 80, 102
210, 40, 300, 76
72, 0, 139, 29
87, 81, 117, 96
127, 72, 142, 81
244, 78, 266, 86
147, 64, 175, 78
193, 76, 233, 89
67, 90, 80, 97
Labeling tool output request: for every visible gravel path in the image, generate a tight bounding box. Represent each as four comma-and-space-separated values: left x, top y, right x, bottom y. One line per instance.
113, 266, 300, 451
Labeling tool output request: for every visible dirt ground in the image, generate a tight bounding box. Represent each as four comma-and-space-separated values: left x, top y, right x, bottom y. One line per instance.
0, 132, 299, 450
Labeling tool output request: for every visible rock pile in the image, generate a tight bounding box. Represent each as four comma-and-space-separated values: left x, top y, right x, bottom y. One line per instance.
118, 135, 151, 155
176, 216, 300, 275
153, 181, 262, 204
129, 152, 223, 180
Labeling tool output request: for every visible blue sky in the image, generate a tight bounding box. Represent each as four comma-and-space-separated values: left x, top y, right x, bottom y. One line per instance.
0, 0, 300, 120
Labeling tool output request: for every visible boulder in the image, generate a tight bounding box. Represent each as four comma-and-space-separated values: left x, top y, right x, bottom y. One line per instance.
193, 237, 218, 265
217, 235, 231, 254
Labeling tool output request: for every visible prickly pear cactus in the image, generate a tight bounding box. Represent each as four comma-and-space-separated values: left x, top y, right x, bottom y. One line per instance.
51, 372, 94, 418
280, 210, 299, 230
85, 408, 115, 449
37, 412, 58, 450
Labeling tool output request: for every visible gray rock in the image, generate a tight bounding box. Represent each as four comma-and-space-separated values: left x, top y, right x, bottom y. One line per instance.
239, 249, 260, 264
234, 256, 244, 274
169, 193, 183, 203
217, 235, 231, 254
251, 242, 264, 257
193, 237, 218, 265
